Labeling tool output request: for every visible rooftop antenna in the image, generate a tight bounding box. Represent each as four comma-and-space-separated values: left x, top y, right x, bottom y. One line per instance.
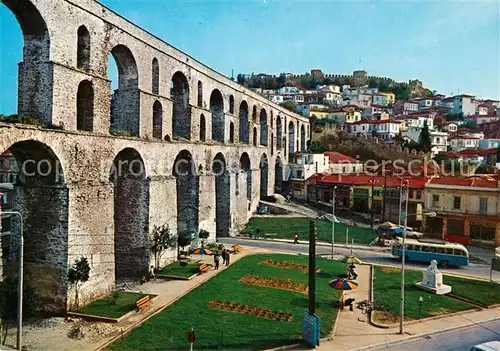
231, 69, 234, 81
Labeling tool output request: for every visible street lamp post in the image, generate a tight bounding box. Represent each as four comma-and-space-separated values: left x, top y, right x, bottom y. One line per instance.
331, 185, 337, 259
399, 182, 409, 335
0, 184, 23, 350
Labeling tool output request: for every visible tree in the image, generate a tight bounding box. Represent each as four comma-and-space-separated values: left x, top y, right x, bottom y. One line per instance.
497, 146, 500, 163
394, 130, 405, 146
418, 120, 432, 153
236, 74, 246, 85
198, 229, 210, 248
151, 224, 177, 270
279, 101, 295, 112
67, 257, 91, 310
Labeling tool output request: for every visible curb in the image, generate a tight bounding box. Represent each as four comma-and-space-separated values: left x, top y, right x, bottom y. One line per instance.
370, 306, 483, 329
233, 236, 390, 253
352, 313, 500, 351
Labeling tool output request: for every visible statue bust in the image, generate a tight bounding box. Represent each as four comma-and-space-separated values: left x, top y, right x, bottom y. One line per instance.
423, 260, 442, 288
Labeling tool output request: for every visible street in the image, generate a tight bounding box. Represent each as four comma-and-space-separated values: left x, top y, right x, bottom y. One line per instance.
220, 238, 500, 281
369, 318, 500, 351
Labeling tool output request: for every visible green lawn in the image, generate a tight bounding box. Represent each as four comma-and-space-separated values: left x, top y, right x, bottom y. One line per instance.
445, 276, 500, 306
373, 267, 475, 320
156, 261, 200, 278
245, 217, 378, 245
110, 254, 346, 351
76, 291, 154, 319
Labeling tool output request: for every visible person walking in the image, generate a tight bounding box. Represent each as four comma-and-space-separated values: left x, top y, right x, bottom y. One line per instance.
222, 249, 227, 265
293, 233, 299, 244
214, 252, 220, 270
225, 251, 231, 266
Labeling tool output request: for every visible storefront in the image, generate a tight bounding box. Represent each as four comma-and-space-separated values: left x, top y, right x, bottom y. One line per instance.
470, 220, 497, 243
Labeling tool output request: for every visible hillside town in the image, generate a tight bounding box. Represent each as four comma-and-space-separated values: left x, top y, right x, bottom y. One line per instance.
241, 69, 500, 246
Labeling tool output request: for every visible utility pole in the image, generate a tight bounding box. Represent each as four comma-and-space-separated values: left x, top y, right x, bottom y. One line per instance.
400, 180, 409, 335
331, 185, 337, 259
382, 172, 387, 222
370, 177, 375, 228
315, 162, 319, 205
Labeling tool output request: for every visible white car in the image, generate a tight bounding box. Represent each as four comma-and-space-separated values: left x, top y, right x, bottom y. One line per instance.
495, 246, 500, 257
470, 341, 500, 351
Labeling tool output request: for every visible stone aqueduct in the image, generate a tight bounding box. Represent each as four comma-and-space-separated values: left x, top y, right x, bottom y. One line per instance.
0, 0, 310, 312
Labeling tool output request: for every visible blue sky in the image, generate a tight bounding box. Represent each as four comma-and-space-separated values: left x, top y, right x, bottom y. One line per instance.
0, 0, 499, 114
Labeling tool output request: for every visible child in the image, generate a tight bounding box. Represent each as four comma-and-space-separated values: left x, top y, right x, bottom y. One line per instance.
214, 252, 220, 270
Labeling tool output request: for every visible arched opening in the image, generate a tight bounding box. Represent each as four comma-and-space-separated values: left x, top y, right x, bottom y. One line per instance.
288, 121, 295, 160
210, 89, 225, 142
239, 100, 249, 144
253, 127, 258, 146
171, 71, 191, 139
275, 157, 283, 194
197, 81, 203, 108
213, 153, 230, 237
77, 25, 90, 71
109, 45, 139, 136
1, 0, 52, 121
229, 95, 235, 114
300, 124, 306, 151
173, 151, 199, 246
252, 105, 257, 123
277, 116, 283, 148
229, 122, 235, 143
199, 114, 206, 141
260, 153, 269, 198
240, 153, 252, 210
296, 121, 300, 152
1, 141, 68, 313
151, 58, 159, 94
270, 111, 274, 128
283, 136, 287, 157
260, 108, 268, 146
76, 80, 94, 132
110, 148, 149, 281
271, 133, 274, 156
152, 100, 162, 139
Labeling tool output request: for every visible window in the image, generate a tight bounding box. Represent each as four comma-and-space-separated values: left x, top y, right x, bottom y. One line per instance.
453, 196, 461, 210
429, 247, 437, 253
432, 195, 439, 207
480, 197, 488, 214
409, 190, 414, 198
445, 248, 453, 255
413, 245, 421, 252
422, 246, 430, 252
416, 190, 422, 200
296, 170, 303, 179
437, 247, 445, 254
407, 245, 413, 251
343, 166, 347, 173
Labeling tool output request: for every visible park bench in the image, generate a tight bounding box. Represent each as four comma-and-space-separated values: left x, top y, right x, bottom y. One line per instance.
136, 295, 152, 312
264, 233, 278, 239
199, 263, 210, 274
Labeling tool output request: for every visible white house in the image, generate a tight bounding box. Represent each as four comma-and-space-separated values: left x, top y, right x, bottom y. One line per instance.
265, 94, 284, 104
449, 135, 481, 151
278, 86, 301, 95
350, 119, 401, 143
453, 94, 476, 116
323, 152, 364, 174
372, 94, 388, 106
479, 139, 500, 150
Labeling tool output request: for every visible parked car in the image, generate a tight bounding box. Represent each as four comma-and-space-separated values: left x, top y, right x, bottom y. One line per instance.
495, 246, 500, 257
470, 341, 500, 351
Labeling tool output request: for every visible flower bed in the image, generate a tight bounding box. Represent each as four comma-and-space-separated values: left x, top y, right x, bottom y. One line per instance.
208, 300, 293, 322
239, 275, 308, 294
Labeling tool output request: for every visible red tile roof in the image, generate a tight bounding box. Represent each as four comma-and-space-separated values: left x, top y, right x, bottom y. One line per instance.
444, 148, 498, 158
427, 177, 499, 188
323, 152, 361, 164
352, 119, 401, 125
307, 173, 427, 188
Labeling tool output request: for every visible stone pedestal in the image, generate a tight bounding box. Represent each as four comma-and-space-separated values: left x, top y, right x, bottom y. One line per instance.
415, 260, 451, 295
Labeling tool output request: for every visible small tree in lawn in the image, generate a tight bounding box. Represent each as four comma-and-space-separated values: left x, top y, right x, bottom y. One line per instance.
177, 233, 193, 259
198, 229, 210, 248
151, 224, 177, 270
67, 257, 90, 310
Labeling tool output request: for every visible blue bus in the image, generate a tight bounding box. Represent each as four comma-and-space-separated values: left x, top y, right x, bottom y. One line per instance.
391, 237, 469, 267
